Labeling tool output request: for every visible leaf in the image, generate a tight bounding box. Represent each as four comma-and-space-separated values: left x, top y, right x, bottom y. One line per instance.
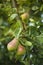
36, 33, 43, 43
29, 18, 35, 22
4, 29, 14, 36
9, 14, 18, 21
0, 38, 5, 42
40, 5, 43, 11
11, 20, 23, 38
0, 18, 3, 25
25, 40, 32, 46
32, 6, 39, 11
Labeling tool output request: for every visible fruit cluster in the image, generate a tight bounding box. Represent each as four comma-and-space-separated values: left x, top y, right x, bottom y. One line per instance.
7, 38, 26, 59
7, 37, 32, 60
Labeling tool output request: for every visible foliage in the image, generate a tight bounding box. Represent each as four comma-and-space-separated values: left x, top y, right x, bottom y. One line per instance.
0, 0, 43, 65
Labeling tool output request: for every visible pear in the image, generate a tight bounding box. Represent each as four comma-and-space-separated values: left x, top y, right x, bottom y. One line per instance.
21, 12, 28, 20
16, 44, 26, 56
7, 38, 18, 51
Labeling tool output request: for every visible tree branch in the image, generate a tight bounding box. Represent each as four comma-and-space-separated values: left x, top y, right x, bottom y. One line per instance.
11, 0, 18, 9
11, 0, 26, 30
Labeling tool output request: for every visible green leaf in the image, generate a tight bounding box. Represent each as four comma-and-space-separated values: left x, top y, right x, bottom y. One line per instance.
12, 20, 23, 38
32, 6, 39, 11
0, 18, 3, 25
9, 14, 18, 21
4, 29, 14, 36
25, 40, 32, 46
0, 38, 5, 42
36, 33, 43, 43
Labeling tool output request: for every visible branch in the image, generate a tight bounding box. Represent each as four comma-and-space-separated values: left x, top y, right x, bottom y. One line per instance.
11, 0, 26, 30
11, 0, 19, 10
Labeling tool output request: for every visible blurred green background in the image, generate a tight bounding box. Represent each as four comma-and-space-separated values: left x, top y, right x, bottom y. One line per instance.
0, 0, 43, 65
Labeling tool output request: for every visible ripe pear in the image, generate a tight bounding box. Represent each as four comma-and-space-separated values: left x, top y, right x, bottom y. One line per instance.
7, 38, 18, 51
16, 44, 26, 56
21, 12, 28, 20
